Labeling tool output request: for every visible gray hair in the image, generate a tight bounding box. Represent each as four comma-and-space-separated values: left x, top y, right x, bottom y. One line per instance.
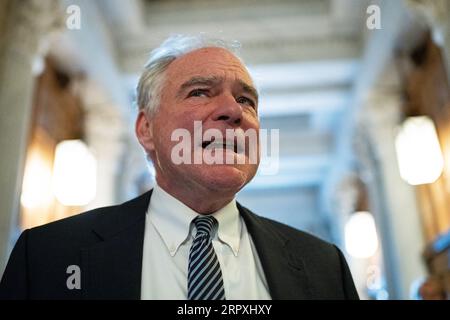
136, 34, 242, 115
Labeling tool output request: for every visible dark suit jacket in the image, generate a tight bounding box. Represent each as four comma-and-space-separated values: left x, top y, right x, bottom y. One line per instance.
0, 190, 359, 299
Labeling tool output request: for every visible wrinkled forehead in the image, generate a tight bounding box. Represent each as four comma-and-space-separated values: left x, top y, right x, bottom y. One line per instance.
165, 47, 254, 85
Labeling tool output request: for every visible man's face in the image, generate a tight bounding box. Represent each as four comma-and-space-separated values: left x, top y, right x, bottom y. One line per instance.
139, 47, 260, 197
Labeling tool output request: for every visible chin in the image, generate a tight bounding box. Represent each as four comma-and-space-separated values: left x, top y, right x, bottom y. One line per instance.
199, 164, 254, 192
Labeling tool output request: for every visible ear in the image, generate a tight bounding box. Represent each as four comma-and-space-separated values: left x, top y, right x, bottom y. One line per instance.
135, 111, 155, 153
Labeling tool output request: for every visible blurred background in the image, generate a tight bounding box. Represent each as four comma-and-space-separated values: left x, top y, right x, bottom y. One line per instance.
0, 0, 449, 300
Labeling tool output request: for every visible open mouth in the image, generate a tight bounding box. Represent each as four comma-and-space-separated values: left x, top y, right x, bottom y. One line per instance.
201, 138, 243, 154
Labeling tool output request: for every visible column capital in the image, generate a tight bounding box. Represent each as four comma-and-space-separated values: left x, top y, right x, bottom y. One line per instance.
405, 0, 450, 45
1, 0, 63, 61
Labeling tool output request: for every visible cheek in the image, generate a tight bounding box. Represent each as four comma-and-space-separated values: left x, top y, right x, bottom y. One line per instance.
243, 111, 260, 128
156, 116, 196, 152
251, 117, 261, 130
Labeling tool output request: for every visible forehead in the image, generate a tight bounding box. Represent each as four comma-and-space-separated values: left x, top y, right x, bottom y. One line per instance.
164, 47, 253, 85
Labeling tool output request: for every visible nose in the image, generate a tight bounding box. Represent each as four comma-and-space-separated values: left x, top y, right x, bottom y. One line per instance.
211, 93, 242, 126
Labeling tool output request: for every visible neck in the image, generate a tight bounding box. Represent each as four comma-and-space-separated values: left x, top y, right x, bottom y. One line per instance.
156, 179, 235, 214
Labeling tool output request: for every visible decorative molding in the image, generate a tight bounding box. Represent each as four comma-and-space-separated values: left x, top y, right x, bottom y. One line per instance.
405, 0, 450, 46
1, 0, 63, 61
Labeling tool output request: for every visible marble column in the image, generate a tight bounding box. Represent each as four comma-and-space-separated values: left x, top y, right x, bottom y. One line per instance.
70, 79, 128, 211
0, 0, 61, 272
358, 90, 427, 299
331, 171, 373, 299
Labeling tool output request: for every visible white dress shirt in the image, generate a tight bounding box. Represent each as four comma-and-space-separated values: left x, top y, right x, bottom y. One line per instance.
140, 184, 271, 300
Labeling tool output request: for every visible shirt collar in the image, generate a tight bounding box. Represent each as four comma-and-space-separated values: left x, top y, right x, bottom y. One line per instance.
212, 199, 241, 257
148, 184, 241, 257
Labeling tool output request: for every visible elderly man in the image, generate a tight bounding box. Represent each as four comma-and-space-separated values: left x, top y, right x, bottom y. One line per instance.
0, 35, 358, 300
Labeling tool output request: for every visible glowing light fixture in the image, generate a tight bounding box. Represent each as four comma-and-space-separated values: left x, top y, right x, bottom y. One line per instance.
21, 150, 53, 209
345, 211, 379, 258
395, 116, 444, 185
53, 140, 96, 206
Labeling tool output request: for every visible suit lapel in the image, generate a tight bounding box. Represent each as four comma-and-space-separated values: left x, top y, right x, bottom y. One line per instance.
81, 191, 152, 299
79, 190, 311, 299
238, 203, 312, 299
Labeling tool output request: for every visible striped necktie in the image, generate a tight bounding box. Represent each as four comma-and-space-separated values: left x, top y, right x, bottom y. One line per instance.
187, 215, 226, 300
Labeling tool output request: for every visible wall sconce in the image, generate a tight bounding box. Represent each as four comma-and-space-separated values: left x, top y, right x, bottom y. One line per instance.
52, 140, 96, 206
21, 149, 53, 209
345, 211, 379, 258
395, 116, 444, 185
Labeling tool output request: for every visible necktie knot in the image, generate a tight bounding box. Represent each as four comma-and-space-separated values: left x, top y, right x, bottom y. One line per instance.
193, 215, 217, 238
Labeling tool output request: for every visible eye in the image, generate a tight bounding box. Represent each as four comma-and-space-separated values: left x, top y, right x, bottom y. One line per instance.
188, 89, 209, 98
236, 96, 256, 108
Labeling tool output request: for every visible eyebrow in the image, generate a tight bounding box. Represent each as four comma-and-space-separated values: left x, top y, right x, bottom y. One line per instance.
177, 76, 259, 103
239, 80, 259, 104
178, 76, 221, 95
